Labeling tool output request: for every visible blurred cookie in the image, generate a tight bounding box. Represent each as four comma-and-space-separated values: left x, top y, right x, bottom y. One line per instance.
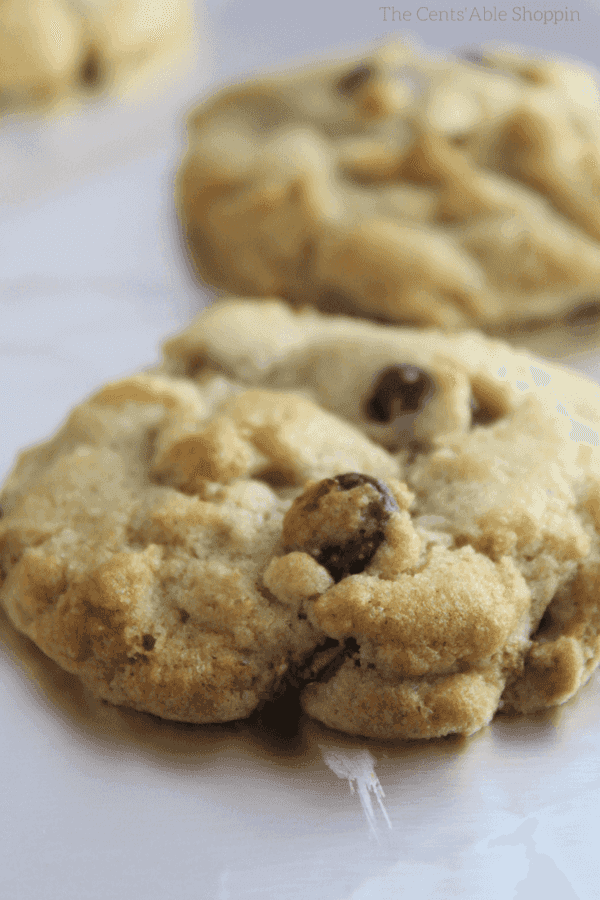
0, 0, 193, 111
176, 38, 600, 330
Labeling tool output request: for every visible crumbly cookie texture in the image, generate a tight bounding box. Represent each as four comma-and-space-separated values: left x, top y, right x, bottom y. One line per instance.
176, 37, 600, 330
160, 298, 600, 737
0, 371, 397, 725
0, 0, 193, 111
3, 301, 600, 739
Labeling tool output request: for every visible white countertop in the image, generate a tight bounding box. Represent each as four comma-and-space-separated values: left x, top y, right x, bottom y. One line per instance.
2, 3, 600, 898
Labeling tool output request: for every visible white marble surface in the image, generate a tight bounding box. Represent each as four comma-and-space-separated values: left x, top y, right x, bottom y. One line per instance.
2, 3, 600, 898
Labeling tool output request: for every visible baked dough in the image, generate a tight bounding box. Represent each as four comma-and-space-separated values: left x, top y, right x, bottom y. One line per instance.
2, 298, 600, 739
0, 0, 193, 111
176, 39, 600, 331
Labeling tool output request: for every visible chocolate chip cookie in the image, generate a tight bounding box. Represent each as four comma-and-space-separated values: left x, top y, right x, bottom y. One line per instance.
0, 0, 193, 111
176, 38, 600, 330
2, 299, 600, 739
0, 370, 397, 725
160, 298, 600, 736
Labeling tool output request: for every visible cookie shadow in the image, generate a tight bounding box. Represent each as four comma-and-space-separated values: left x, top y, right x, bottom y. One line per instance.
3, 604, 587, 777
0, 604, 257, 766
0, 604, 477, 776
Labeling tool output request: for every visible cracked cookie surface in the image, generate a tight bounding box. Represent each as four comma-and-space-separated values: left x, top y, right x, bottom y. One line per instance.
176, 37, 600, 331
0, 368, 397, 724
3, 300, 600, 738
0, 0, 193, 112
158, 298, 600, 737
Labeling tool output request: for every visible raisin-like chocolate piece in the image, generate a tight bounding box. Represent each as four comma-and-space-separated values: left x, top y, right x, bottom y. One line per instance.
79, 47, 102, 89
334, 472, 397, 508
282, 472, 399, 582
337, 64, 373, 95
364, 364, 432, 423
564, 299, 600, 328
470, 395, 498, 427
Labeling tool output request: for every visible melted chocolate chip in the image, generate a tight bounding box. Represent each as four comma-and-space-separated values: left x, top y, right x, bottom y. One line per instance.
564, 299, 600, 328
300, 477, 339, 513
284, 472, 399, 582
141, 634, 156, 651
470, 395, 499, 427
334, 472, 398, 514
304, 637, 360, 681
79, 48, 102, 88
364, 364, 432, 423
317, 533, 382, 581
337, 64, 373, 95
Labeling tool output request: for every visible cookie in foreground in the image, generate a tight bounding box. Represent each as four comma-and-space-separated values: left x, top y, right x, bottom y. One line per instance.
0, 0, 194, 112
2, 300, 600, 739
176, 37, 600, 331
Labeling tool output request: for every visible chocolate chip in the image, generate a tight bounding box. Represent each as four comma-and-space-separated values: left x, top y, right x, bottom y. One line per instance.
334, 472, 397, 511
364, 364, 432, 423
301, 478, 339, 513
345, 636, 360, 655
564, 299, 600, 328
470, 395, 499, 427
317, 533, 382, 582
337, 64, 373, 95
283, 472, 399, 582
79, 47, 102, 88
297, 637, 342, 682
141, 634, 156, 651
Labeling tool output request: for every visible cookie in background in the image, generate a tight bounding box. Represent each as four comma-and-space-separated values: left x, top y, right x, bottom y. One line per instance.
175, 36, 600, 335
0, 0, 196, 112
